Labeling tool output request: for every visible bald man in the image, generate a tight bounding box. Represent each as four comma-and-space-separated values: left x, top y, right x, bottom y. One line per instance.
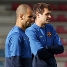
5, 4, 33, 67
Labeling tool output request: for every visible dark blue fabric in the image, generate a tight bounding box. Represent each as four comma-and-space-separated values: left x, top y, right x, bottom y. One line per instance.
5, 56, 32, 67
47, 45, 64, 54
37, 48, 57, 67
37, 48, 54, 60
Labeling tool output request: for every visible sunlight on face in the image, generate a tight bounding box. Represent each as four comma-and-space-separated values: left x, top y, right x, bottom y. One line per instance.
24, 8, 34, 28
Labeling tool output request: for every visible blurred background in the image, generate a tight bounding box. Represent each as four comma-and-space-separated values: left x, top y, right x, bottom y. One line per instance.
0, 0, 67, 67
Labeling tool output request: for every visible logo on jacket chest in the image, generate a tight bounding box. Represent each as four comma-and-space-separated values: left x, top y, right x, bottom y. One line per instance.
47, 32, 52, 37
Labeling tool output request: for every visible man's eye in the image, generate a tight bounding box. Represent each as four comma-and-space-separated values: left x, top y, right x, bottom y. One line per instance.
45, 13, 51, 16
28, 16, 33, 18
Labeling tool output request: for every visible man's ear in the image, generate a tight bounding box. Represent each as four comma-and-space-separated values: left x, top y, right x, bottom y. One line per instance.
36, 11, 40, 18
20, 14, 23, 20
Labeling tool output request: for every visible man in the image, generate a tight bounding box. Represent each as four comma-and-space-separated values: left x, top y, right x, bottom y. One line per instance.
25, 3, 64, 67
5, 4, 33, 67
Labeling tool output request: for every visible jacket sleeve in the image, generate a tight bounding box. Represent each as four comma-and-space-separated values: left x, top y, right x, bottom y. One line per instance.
37, 47, 54, 60
46, 45, 64, 54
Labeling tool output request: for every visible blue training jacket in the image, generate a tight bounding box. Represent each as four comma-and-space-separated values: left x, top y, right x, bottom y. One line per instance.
25, 23, 64, 67
5, 26, 32, 67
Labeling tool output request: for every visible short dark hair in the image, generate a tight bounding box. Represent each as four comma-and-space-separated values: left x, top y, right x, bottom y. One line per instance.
33, 3, 52, 18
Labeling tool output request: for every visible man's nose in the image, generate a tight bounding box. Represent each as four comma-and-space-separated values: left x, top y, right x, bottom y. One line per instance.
48, 15, 51, 18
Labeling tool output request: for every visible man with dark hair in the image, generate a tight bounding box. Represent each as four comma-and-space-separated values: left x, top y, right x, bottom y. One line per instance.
25, 3, 64, 67
5, 4, 33, 67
